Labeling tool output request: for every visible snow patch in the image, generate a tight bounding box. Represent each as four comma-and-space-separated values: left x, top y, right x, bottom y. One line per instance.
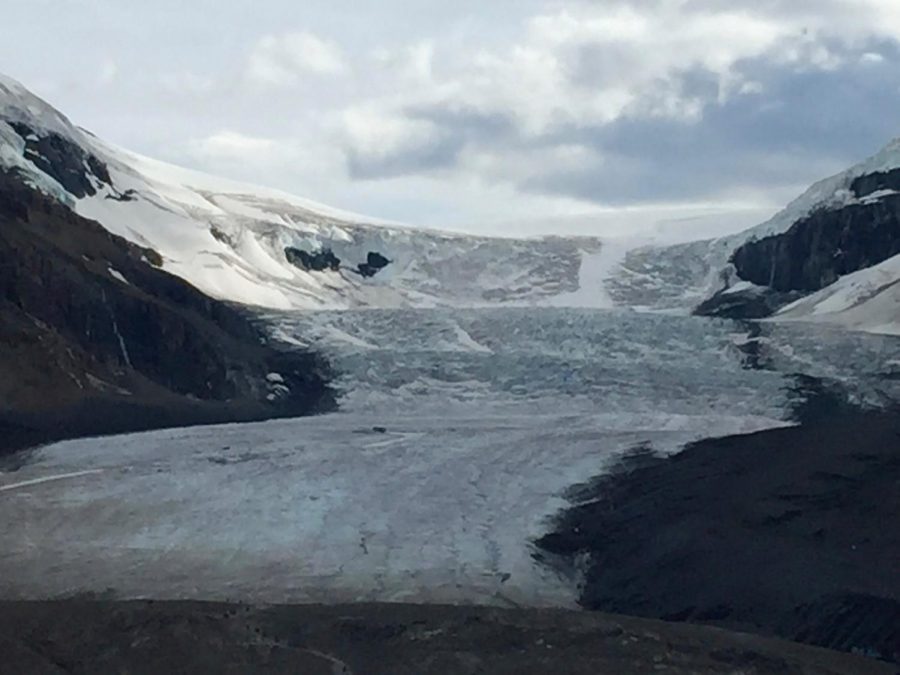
107, 267, 129, 285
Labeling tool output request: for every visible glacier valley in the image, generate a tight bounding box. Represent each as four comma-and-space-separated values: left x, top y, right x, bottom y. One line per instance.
2, 308, 898, 606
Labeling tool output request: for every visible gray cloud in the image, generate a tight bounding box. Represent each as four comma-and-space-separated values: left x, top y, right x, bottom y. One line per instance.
344, 29, 900, 207
522, 40, 900, 203
346, 132, 462, 179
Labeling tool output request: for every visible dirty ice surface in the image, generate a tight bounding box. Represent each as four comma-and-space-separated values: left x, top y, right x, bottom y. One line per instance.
2, 309, 898, 606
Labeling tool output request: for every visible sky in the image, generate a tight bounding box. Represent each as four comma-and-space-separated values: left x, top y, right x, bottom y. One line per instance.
3, 0, 900, 238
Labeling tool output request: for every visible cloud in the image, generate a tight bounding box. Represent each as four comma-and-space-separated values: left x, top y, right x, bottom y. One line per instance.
246, 31, 347, 86
97, 59, 118, 86
327, 0, 900, 211
187, 130, 279, 163
524, 43, 900, 204
18, 0, 900, 231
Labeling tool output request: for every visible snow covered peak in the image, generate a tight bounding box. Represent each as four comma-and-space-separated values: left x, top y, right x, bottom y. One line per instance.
607, 137, 900, 335
0, 73, 82, 139
723, 137, 900, 248
0, 72, 607, 310
2, 71, 897, 331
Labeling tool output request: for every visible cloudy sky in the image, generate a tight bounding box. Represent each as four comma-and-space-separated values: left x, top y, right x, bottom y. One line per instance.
4, 0, 900, 237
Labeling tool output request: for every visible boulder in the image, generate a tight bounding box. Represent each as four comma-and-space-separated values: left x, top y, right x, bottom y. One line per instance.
285, 247, 341, 272
357, 251, 391, 277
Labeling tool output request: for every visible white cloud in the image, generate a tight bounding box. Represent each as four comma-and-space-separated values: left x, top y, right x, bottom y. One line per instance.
246, 31, 347, 86
97, 59, 118, 86
159, 71, 216, 96
860, 51, 886, 64
342, 105, 438, 161
188, 131, 278, 162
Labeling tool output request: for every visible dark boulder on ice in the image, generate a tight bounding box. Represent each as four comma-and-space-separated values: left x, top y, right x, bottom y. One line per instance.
285, 247, 341, 272
356, 250, 391, 278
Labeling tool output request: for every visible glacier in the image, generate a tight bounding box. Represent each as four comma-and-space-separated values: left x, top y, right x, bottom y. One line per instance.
2, 309, 898, 604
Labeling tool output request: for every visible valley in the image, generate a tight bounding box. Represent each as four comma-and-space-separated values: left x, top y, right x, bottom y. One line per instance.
1, 70, 899, 672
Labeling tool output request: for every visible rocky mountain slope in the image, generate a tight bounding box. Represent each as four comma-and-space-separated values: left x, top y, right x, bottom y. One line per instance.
612, 141, 900, 334
2, 72, 898, 332
0, 167, 333, 455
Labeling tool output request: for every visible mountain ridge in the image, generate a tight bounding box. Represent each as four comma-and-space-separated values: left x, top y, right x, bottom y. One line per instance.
1, 72, 898, 332
1, 73, 608, 311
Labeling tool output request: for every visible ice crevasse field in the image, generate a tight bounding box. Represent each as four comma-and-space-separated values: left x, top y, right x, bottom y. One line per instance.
2, 307, 899, 607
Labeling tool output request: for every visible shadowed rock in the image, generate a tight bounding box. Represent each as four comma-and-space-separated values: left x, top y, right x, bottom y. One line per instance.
8, 122, 111, 198
0, 600, 890, 674
285, 247, 342, 272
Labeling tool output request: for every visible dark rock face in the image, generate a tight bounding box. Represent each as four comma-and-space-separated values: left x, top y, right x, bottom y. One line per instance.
695, 286, 802, 319
285, 247, 341, 272
357, 251, 391, 278
367, 251, 390, 269
731, 194, 900, 293
105, 188, 138, 202
209, 225, 234, 247
283, 246, 392, 278
850, 168, 900, 199
8, 122, 112, 198
792, 594, 900, 664
0, 169, 333, 454
696, 182, 900, 320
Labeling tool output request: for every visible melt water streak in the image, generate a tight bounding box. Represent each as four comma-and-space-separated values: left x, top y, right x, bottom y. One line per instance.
1, 309, 897, 606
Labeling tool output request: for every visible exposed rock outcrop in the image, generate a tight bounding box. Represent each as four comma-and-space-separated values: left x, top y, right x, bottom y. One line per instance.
850, 167, 900, 199
697, 187, 900, 320
695, 284, 802, 319
357, 250, 391, 277
285, 246, 341, 272
284, 246, 393, 279
731, 195, 900, 294
7, 122, 111, 198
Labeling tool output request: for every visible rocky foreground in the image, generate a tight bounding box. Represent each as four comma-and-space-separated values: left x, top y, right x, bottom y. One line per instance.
0, 600, 894, 674
536, 405, 900, 665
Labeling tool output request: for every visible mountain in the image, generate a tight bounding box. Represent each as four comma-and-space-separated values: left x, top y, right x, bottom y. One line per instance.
611, 142, 900, 334
1, 72, 898, 333
0, 74, 606, 311
0, 78, 336, 454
